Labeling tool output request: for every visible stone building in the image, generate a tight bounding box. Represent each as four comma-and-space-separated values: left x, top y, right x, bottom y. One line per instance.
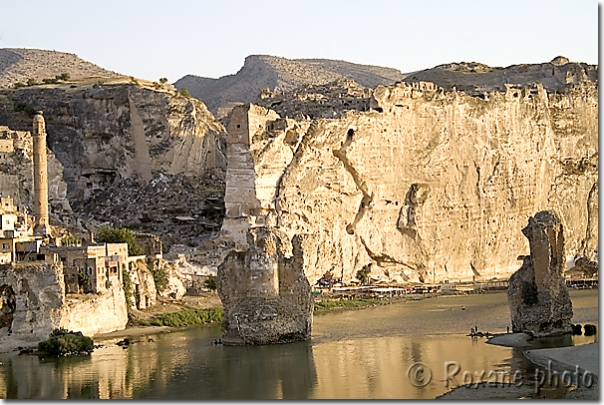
41, 243, 127, 294
0, 133, 14, 161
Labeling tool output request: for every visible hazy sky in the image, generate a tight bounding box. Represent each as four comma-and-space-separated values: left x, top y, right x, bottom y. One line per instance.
0, 0, 598, 82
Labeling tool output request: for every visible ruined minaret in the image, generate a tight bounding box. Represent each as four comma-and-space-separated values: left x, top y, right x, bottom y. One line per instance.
32, 111, 49, 235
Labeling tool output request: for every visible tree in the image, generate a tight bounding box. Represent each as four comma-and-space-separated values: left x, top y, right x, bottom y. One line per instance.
179, 87, 191, 98
356, 264, 372, 285
159, 77, 168, 84
57, 73, 70, 81
95, 226, 143, 256
26, 78, 38, 86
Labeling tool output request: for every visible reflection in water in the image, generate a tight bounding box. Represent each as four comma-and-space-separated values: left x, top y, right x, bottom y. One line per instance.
0, 289, 597, 399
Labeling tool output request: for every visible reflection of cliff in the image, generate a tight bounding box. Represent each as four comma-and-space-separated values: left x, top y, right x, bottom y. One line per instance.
219, 80, 597, 284
0, 325, 318, 399
308, 335, 514, 399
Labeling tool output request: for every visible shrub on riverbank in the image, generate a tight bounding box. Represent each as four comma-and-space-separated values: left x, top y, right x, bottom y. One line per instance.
37, 328, 94, 356
314, 298, 381, 311
584, 324, 597, 336
139, 307, 223, 327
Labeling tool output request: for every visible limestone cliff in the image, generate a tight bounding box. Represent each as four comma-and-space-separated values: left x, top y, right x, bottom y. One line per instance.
507, 211, 573, 336
219, 79, 597, 285
0, 263, 127, 340
0, 79, 227, 251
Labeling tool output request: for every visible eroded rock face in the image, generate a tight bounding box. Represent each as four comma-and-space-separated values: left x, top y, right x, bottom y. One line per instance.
0, 263, 127, 339
0, 82, 227, 252
507, 211, 573, 337
219, 80, 597, 285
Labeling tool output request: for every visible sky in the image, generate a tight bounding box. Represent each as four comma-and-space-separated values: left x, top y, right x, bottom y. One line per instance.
0, 0, 598, 82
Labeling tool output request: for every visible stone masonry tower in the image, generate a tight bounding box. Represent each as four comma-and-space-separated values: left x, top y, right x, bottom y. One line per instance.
32, 111, 49, 235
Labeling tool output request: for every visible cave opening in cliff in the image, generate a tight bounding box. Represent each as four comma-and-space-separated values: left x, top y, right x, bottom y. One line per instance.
0, 284, 16, 331
346, 128, 355, 142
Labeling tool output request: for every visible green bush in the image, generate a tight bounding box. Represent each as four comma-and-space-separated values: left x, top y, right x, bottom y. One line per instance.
57, 73, 70, 81
145, 308, 223, 327
314, 298, 380, 311
13, 82, 26, 89
122, 267, 133, 311
95, 226, 143, 256
27, 78, 38, 86
179, 87, 191, 98
147, 261, 168, 292
38, 328, 93, 356
78, 270, 91, 292
584, 324, 597, 336
13, 102, 36, 117
204, 275, 217, 290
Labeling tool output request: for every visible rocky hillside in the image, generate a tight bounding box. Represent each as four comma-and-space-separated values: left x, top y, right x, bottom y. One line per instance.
174, 55, 405, 117
403, 56, 598, 95
0, 78, 227, 251
0, 48, 122, 88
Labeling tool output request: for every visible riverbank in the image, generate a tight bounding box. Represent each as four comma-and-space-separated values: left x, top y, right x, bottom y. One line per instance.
313, 292, 436, 313
524, 343, 599, 399
438, 335, 599, 399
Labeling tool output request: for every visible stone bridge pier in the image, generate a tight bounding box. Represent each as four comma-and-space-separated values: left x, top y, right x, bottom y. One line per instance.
216, 104, 313, 345
507, 211, 573, 337
216, 227, 313, 345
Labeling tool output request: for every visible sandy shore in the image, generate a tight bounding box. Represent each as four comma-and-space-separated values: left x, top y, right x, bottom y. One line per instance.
0, 325, 177, 354
93, 325, 173, 342
486, 332, 532, 347
523, 343, 598, 399
0, 335, 41, 354
439, 339, 599, 399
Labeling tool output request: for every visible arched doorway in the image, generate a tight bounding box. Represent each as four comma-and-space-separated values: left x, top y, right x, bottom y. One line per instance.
0, 284, 16, 331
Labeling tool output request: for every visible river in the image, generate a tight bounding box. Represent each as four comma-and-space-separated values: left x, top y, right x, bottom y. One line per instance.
0, 289, 597, 399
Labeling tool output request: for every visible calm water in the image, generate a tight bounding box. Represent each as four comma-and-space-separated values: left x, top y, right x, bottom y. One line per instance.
0, 289, 597, 399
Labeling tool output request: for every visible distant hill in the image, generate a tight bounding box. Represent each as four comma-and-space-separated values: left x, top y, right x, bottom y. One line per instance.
402, 56, 598, 95
0, 48, 122, 88
174, 55, 406, 117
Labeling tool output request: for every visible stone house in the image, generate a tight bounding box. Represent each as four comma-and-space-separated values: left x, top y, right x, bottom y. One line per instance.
42, 243, 128, 294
